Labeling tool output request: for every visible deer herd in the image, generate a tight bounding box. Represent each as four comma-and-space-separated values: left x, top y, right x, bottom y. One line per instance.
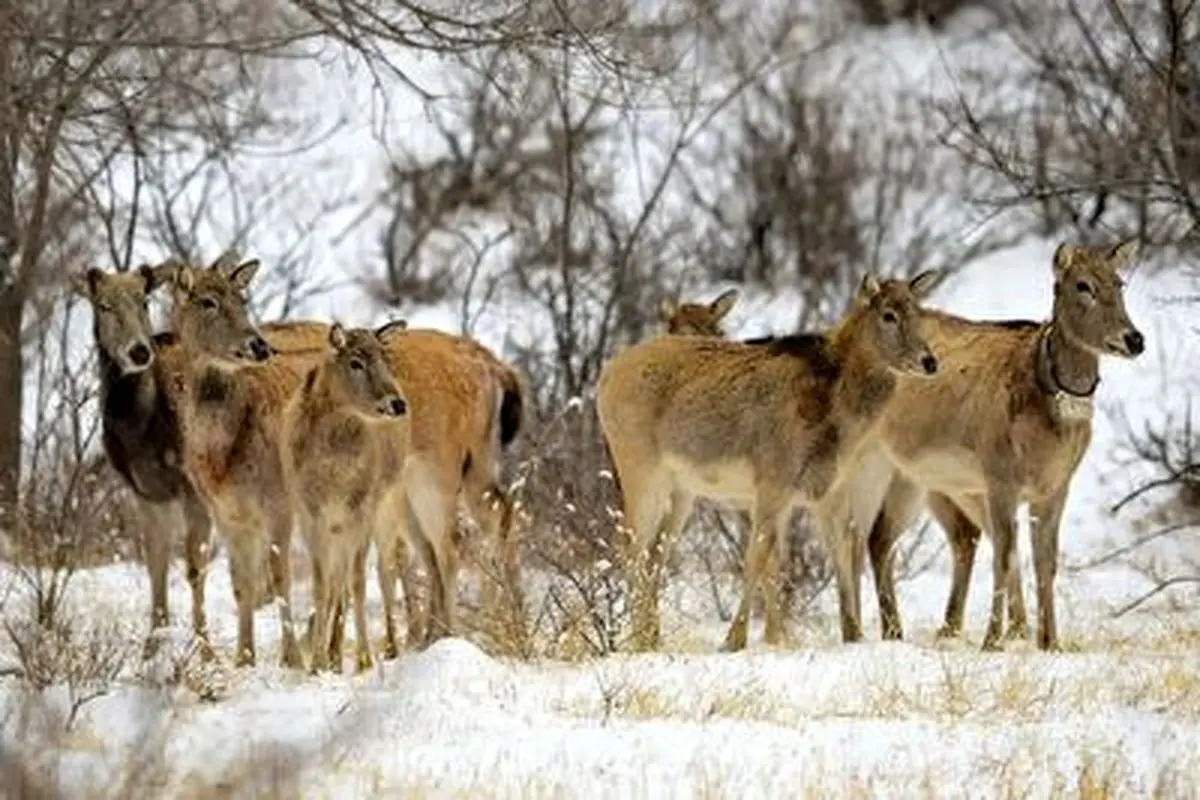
69, 239, 1146, 674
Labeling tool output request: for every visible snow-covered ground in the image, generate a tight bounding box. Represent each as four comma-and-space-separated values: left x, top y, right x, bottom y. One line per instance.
5, 4, 1200, 796
3, 238, 1198, 798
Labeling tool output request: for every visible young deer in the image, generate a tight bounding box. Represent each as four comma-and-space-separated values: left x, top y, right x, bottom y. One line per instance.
597, 272, 942, 651
659, 289, 739, 337
281, 321, 410, 674
70, 265, 216, 654
156, 259, 309, 668
859, 241, 1145, 651
257, 319, 524, 652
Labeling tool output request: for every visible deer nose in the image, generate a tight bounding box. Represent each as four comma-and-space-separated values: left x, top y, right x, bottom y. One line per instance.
248, 336, 272, 362
387, 397, 407, 417
128, 342, 152, 367
1123, 329, 1145, 356
921, 354, 939, 375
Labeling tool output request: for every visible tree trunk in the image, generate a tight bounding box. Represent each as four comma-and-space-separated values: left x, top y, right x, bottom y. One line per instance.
0, 283, 21, 532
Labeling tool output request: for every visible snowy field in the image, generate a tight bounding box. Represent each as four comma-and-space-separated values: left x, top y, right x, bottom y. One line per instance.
4, 3, 1200, 796
2, 239, 1198, 798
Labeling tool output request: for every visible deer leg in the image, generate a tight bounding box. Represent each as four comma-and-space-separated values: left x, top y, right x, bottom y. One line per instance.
181, 489, 214, 658
929, 493, 981, 640
762, 508, 794, 647
404, 491, 457, 644
351, 540, 373, 673
1003, 540, 1030, 641
981, 485, 1019, 652
309, 540, 342, 674
399, 537, 426, 648
816, 492, 863, 645
268, 513, 302, 669
1030, 488, 1068, 651
225, 528, 261, 668
639, 488, 694, 648
618, 471, 670, 652
376, 529, 402, 657
138, 499, 177, 659
866, 477, 923, 641
724, 492, 785, 652
328, 591, 346, 666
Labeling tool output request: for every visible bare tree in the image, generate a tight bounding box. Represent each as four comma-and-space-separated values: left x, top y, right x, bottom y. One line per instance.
941, 0, 1200, 249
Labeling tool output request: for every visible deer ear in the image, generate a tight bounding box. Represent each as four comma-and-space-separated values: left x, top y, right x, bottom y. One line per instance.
658, 298, 677, 322
70, 269, 100, 299
374, 318, 408, 343
137, 264, 167, 294
1108, 239, 1139, 270
1052, 242, 1077, 281
907, 269, 944, 300
172, 264, 197, 295
328, 322, 348, 351
710, 289, 739, 321
228, 259, 260, 293
856, 273, 881, 305
210, 251, 238, 272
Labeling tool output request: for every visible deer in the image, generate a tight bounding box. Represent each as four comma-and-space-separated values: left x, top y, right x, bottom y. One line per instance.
153, 258, 311, 668
280, 321, 411, 674
659, 288, 739, 337
70, 264, 218, 657
257, 318, 525, 658
855, 240, 1146, 651
597, 271, 943, 652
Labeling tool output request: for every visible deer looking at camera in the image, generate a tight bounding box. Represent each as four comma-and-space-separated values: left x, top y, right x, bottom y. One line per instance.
281, 321, 411, 673
857, 241, 1146, 651
258, 318, 525, 654
597, 271, 943, 652
70, 264, 218, 656
153, 258, 313, 668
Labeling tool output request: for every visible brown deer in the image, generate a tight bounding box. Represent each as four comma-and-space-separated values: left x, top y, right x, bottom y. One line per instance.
257, 319, 525, 654
597, 271, 942, 651
281, 321, 410, 673
659, 289, 739, 337
858, 241, 1145, 651
70, 264, 217, 655
155, 258, 309, 668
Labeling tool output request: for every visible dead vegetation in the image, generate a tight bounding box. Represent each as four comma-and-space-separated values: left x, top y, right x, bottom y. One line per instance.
0, 0, 1197, 792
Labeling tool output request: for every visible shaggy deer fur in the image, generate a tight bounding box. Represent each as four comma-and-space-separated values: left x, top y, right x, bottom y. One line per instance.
857, 241, 1145, 651
597, 272, 942, 651
659, 289, 739, 337
259, 319, 525, 649
156, 259, 309, 668
281, 321, 410, 673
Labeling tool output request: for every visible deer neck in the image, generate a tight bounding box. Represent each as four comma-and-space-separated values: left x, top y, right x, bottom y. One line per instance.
1038, 323, 1099, 399
829, 325, 896, 428
98, 347, 159, 432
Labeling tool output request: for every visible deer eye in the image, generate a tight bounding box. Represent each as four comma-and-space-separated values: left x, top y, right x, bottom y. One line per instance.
200, 297, 219, 311
882, 310, 898, 324
349, 358, 365, 372
1075, 281, 1093, 294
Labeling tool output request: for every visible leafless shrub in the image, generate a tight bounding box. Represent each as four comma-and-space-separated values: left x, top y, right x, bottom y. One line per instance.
2, 612, 130, 731
7, 301, 133, 628
941, 0, 1200, 250
1080, 403, 1200, 616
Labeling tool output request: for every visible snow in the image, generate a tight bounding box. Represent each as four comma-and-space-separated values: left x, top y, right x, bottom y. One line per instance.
2, 547, 1198, 796
5, 7, 1200, 799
